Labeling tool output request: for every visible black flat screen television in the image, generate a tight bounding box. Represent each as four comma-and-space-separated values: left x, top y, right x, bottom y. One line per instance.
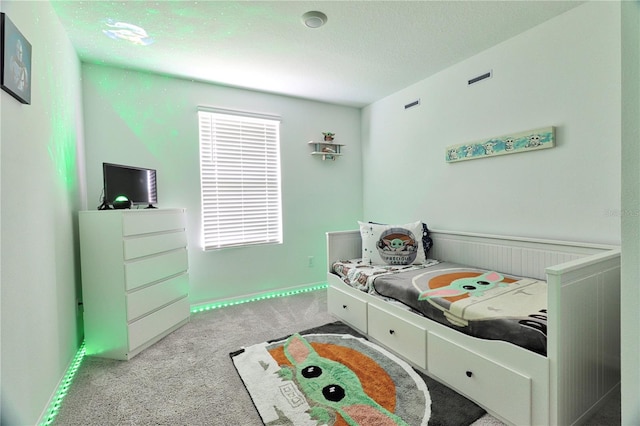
102, 162, 157, 209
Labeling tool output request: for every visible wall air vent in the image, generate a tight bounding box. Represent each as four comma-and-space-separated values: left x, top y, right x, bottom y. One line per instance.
404, 99, 421, 110
468, 70, 492, 86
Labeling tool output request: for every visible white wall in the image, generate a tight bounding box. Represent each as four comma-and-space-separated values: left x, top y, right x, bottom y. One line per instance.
81, 64, 363, 304
621, 2, 640, 424
0, 1, 86, 425
362, 1, 621, 245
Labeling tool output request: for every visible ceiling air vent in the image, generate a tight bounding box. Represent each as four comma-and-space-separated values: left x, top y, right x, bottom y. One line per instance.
404, 99, 420, 110
468, 70, 492, 86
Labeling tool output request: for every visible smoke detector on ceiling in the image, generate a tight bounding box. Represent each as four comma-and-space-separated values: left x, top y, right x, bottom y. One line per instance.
302, 11, 327, 29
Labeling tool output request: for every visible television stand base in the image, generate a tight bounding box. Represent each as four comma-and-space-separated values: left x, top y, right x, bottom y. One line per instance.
97, 199, 112, 210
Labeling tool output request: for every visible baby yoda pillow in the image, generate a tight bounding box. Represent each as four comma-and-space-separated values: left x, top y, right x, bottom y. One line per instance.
359, 220, 428, 265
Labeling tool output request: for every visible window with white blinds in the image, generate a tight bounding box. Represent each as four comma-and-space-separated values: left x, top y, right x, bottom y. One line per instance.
198, 108, 282, 250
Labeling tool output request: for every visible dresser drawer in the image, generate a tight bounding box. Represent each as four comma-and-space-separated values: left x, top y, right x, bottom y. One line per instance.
123, 210, 185, 236
427, 332, 531, 425
124, 230, 187, 260
128, 297, 190, 351
125, 249, 188, 291
368, 304, 426, 369
127, 273, 189, 320
327, 286, 367, 333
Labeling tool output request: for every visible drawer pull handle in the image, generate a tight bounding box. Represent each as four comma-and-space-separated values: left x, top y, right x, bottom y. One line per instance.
466, 371, 473, 378
342, 304, 347, 309
389, 329, 395, 335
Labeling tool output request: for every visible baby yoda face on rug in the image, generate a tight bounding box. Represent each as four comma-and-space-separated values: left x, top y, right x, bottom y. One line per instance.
279, 333, 409, 425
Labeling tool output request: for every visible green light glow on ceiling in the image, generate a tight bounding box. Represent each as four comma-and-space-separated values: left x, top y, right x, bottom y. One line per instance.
39, 284, 328, 424
103, 19, 154, 45
85, 68, 188, 158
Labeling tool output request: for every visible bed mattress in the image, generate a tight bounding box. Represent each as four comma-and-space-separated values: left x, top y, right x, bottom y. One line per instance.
332, 259, 548, 356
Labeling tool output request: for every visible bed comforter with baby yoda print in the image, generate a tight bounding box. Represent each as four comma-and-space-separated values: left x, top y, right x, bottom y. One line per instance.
332, 259, 548, 356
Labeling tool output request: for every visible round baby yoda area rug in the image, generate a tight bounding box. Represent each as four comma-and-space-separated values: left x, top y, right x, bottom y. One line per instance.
230, 321, 485, 426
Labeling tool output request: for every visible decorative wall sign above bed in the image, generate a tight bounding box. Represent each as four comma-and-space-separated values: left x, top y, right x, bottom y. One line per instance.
445, 126, 554, 163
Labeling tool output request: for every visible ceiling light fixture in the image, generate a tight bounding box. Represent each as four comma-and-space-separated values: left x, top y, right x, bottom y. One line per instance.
301, 11, 327, 29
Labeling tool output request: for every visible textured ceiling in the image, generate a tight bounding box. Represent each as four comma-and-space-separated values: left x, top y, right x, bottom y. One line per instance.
51, 1, 584, 107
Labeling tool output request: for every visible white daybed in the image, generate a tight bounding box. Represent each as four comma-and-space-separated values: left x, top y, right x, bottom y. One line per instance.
326, 229, 621, 426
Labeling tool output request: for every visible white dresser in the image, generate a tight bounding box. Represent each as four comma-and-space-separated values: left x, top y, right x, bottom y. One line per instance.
79, 208, 190, 360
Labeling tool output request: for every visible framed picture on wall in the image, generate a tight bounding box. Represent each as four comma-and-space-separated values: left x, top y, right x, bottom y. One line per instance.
1, 13, 31, 104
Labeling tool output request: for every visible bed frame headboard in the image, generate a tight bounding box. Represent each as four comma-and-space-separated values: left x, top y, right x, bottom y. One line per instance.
326, 229, 619, 281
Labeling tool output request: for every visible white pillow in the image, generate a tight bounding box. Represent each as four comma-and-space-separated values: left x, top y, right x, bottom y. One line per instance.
358, 220, 427, 265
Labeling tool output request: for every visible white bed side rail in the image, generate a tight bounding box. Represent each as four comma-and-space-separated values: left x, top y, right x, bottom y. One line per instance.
546, 249, 621, 425
326, 230, 361, 272
428, 230, 618, 281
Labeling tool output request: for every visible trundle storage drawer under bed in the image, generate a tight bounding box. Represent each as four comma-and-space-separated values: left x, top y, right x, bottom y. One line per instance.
367, 303, 427, 369
327, 285, 368, 334
427, 332, 532, 426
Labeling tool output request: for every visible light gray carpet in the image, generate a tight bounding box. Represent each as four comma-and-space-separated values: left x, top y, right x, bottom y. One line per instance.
53, 289, 619, 425
55, 290, 336, 425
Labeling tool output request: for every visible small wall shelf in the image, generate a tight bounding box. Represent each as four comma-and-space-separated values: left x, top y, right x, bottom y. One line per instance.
309, 141, 344, 161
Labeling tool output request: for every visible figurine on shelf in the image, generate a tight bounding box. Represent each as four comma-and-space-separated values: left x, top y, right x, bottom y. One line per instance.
323, 132, 335, 142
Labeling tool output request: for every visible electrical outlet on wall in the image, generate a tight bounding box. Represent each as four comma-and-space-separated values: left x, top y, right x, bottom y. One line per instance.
308, 256, 314, 267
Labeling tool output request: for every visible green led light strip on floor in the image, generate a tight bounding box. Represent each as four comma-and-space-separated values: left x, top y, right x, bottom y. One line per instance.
39, 283, 328, 425
190, 283, 328, 313
40, 341, 86, 425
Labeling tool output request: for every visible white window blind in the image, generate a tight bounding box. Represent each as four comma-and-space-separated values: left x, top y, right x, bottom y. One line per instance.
198, 108, 282, 250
